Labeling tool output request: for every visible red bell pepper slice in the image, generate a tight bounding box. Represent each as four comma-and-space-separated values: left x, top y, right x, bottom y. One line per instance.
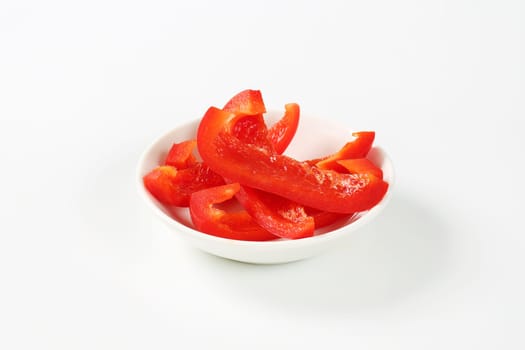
267, 103, 300, 155
222, 89, 275, 152
230, 114, 275, 153
197, 107, 388, 214
313, 131, 375, 171
304, 207, 354, 229
337, 158, 384, 179
227, 111, 314, 239
223, 89, 266, 115
223, 89, 299, 154
143, 164, 225, 207
164, 140, 198, 169
189, 183, 277, 241
235, 185, 315, 239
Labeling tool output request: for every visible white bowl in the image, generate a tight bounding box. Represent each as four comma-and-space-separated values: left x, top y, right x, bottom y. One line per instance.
136, 111, 394, 264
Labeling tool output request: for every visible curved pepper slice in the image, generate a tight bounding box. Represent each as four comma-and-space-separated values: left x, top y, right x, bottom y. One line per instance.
312, 131, 375, 171
304, 207, 354, 229
223, 89, 266, 115
337, 158, 384, 179
230, 114, 275, 153
235, 185, 315, 239
227, 112, 315, 239
197, 107, 388, 214
143, 164, 225, 207
223, 89, 275, 152
189, 183, 277, 241
164, 140, 198, 169
267, 103, 300, 154
224, 89, 299, 155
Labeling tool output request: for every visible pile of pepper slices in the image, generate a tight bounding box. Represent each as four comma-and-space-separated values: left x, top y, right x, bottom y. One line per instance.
143, 90, 389, 241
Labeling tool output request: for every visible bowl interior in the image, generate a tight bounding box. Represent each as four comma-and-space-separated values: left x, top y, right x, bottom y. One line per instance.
137, 111, 394, 263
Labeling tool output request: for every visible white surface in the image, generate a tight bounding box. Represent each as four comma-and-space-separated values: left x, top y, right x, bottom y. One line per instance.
0, 0, 523, 349
136, 113, 394, 264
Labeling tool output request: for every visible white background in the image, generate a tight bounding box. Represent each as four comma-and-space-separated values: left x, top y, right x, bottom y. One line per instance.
1, 0, 523, 349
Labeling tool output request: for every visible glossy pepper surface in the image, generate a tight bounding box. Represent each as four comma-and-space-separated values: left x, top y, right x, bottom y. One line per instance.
197, 107, 388, 214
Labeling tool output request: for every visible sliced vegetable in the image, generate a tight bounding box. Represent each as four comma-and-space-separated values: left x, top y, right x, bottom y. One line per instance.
337, 158, 384, 179
197, 107, 388, 214
304, 207, 354, 229
228, 105, 313, 238
235, 185, 315, 239
144, 89, 389, 241
164, 140, 197, 169
313, 131, 375, 171
143, 164, 225, 207
267, 103, 300, 154
223, 89, 266, 115
189, 183, 277, 241
230, 114, 275, 153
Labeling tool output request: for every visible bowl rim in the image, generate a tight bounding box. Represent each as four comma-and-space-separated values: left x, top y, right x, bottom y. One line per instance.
136, 114, 395, 249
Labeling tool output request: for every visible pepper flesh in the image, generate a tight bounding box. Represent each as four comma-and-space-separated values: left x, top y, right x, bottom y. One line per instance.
224, 89, 299, 154
197, 107, 388, 214
337, 158, 384, 179
164, 140, 198, 169
312, 132, 375, 171
228, 113, 315, 239
267, 103, 300, 154
235, 185, 315, 239
304, 207, 354, 229
143, 164, 225, 207
189, 183, 277, 241
223, 89, 266, 116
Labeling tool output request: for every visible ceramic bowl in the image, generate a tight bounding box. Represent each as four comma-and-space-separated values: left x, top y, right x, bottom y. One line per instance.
136, 111, 394, 264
